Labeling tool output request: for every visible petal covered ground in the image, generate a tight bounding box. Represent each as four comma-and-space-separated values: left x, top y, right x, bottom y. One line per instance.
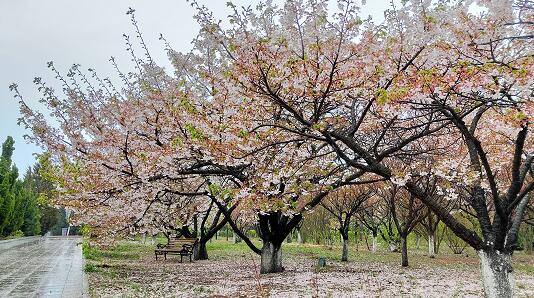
85, 241, 534, 297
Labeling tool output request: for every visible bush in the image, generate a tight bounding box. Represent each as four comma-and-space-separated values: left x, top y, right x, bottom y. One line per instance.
9, 230, 24, 239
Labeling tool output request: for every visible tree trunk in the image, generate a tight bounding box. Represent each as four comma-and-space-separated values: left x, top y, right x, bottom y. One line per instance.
260, 241, 283, 274
371, 233, 378, 253
341, 237, 349, 262
194, 241, 209, 260
415, 234, 421, 250
478, 250, 515, 298
141, 232, 146, 244
297, 229, 302, 244
286, 231, 292, 243
428, 234, 436, 258
401, 235, 408, 267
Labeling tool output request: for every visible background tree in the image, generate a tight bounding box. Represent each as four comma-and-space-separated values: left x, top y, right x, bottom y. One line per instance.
0, 136, 42, 237
380, 183, 426, 267
322, 184, 373, 261
358, 196, 386, 253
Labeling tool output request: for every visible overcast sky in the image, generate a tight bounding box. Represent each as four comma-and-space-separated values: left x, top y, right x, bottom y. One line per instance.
0, 0, 391, 173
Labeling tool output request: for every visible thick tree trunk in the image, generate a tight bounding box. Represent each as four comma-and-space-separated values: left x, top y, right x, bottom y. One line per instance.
194, 241, 209, 260
428, 234, 436, 258
478, 250, 515, 298
341, 237, 349, 262
401, 236, 408, 267
371, 234, 378, 253
260, 241, 283, 274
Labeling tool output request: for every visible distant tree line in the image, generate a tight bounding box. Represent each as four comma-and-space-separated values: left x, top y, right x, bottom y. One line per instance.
0, 136, 68, 238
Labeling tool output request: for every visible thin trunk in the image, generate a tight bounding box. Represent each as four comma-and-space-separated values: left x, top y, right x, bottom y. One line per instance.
341, 237, 349, 262
141, 232, 146, 244
415, 234, 421, 250
260, 241, 283, 274
401, 235, 408, 267
428, 234, 436, 258
372, 233, 378, 253
478, 250, 515, 298
297, 229, 303, 244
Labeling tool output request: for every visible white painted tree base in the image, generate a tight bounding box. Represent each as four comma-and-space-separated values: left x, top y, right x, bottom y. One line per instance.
371, 236, 378, 253
260, 242, 283, 274
428, 235, 435, 258
478, 250, 515, 298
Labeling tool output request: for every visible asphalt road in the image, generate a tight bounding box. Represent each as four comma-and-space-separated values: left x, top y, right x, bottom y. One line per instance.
0, 236, 87, 297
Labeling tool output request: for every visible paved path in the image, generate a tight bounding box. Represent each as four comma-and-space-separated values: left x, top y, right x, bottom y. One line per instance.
0, 237, 87, 298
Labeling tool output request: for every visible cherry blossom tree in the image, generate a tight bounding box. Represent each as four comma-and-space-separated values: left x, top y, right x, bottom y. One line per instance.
193, 0, 533, 294
13, 0, 534, 294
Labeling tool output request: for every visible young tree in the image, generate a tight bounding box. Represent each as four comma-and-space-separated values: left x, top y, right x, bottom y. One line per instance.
358, 196, 387, 253
322, 184, 373, 261
381, 184, 426, 267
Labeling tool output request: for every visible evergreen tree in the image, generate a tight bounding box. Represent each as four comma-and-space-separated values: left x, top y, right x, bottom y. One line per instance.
0, 136, 42, 237
0, 137, 17, 236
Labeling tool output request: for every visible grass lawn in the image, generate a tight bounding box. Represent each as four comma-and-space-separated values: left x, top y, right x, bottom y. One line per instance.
83, 239, 534, 297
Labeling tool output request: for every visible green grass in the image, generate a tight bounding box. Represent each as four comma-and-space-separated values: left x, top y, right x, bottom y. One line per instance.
83, 242, 144, 261
84, 263, 99, 273
84, 238, 534, 274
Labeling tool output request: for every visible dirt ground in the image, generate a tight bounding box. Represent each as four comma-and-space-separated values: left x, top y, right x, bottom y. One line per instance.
85, 241, 534, 297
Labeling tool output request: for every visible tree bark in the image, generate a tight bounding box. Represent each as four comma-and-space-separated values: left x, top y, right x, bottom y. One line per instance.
341, 237, 349, 262
478, 250, 515, 298
372, 233, 378, 253
194, 241, 209, 260
401, 235, 409, 267
428, 234, 436, 258
260, 241, 283, 274
296, 228, 303, 244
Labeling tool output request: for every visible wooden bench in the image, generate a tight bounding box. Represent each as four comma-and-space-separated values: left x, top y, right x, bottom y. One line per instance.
155, 238, 198, 262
